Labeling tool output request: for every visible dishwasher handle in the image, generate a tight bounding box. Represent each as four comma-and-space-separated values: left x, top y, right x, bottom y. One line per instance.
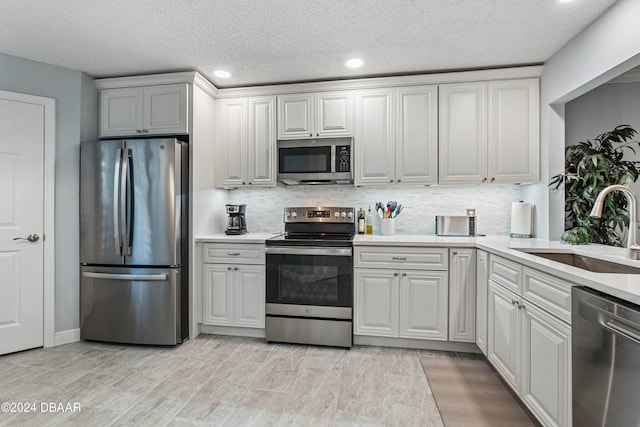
600, 319, 640, 345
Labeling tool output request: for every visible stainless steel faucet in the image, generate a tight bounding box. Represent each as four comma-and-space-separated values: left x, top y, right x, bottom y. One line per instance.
590, 184, 640, 259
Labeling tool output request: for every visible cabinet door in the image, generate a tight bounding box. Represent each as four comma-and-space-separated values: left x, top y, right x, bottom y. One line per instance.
521, 301, 571, 427
395, 86, 438, 184
316, 91, 352, 137
438, 82, 487, 184
487, 281, 520, 393
203, 264, 234, 326
248, 96, 276, 186
399, 270, 448, 340
218, 98, 247, 187
488, 79, 539, 184
234, 265, 266, 328
143, 84, 188, 135
449, 249, 477, 342
476, 250, 489, 354
354, 268, 399, 337
277, 93, 314, 139
354, 89, 394, 185
100, 87, 143, 137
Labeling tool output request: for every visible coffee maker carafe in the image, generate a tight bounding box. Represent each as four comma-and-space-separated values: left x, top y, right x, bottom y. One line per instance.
225, 204, 247, 235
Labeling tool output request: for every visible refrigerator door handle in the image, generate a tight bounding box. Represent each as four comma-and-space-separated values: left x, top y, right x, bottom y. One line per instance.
113, 148, 123, 256
120, 149, 129, 256
123, 148, 133, 256
82, 272, 169, 281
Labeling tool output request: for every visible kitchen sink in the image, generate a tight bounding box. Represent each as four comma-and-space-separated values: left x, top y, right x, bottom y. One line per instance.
515, 250, 640, 274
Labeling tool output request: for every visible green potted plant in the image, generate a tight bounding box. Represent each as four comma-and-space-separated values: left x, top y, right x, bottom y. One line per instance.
549, 125, 640, 245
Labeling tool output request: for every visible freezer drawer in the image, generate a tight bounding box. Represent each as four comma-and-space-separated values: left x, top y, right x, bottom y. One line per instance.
80, 266, 182, 345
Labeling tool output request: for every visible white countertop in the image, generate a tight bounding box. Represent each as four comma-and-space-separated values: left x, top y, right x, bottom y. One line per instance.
195, 232, 640, 305
195, 231, 282, 243
355, 234, 640, 305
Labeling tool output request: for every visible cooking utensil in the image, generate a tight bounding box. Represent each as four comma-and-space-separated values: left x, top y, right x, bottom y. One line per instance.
393, 204, 403, 218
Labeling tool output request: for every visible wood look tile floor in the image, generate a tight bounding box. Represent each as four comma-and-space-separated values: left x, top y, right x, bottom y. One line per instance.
0, 335, 478, 427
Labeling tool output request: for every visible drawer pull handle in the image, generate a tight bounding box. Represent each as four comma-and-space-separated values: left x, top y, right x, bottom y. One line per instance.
392, 257, 407, 261
227, 252, 241, 256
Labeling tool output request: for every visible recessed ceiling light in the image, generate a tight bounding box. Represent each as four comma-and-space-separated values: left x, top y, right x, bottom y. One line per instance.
345, 58, 364, 68
557, 0, 575, 3
213, 70, 231, 78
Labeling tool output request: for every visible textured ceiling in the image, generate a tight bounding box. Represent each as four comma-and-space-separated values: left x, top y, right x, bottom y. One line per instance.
0, 0, 617, 88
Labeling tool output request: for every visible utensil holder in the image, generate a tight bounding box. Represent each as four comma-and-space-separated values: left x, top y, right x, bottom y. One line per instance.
381, 218, 395, 236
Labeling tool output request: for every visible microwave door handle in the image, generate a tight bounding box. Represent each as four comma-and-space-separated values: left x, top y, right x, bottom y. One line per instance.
113, 148, 123, 257
331, 144, 337, 173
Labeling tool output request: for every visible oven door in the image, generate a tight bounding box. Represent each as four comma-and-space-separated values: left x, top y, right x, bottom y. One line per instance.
265, 246, 353, 319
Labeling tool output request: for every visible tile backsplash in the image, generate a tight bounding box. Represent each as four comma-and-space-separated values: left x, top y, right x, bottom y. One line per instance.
227, 184, 525, 235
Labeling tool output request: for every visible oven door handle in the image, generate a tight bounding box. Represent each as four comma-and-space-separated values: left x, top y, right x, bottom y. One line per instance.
265, 247, 352, 256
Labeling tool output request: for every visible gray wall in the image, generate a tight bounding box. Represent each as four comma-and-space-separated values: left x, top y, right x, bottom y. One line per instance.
565, 82, 640, 197
524, 0, 640, 239
0, 52, 97, 333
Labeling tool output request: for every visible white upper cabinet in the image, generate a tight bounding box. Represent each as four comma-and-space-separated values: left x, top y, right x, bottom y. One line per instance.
100, 83, 188, 138
277, 91, 352, 139
354, 88, 394, 185
394, 85, 438, 185
488, 79, 539, 184
439, 78, 539, 184
217, 96, 276, 188
438, 82, 488, 184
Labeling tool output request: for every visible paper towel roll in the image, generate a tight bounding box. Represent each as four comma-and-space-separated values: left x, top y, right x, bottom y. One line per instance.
510, 202, 533, 238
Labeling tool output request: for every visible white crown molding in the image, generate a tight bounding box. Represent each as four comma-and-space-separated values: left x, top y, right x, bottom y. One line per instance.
94, 71, 218, 97
214, 65, 544, 98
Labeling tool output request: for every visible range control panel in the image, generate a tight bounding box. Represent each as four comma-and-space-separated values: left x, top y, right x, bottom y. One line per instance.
284, 207, 355, 223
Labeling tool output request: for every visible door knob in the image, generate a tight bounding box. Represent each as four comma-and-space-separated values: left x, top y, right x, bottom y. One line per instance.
13, 234, 40, 243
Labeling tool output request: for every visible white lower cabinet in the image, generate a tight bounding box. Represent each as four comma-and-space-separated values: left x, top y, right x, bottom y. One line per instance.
487, 254, 572, 427
355, 268, 448, 340
521, 300, 571, 427
202, 243, 265, 329
487, 281, 521, 391
203, 264, 265, 328
475, 250, 489, 354
449, 249, 476, 342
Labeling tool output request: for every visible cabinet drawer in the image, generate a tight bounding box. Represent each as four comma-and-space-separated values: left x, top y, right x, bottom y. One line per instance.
354, 246, 448, 270
523, 267, 572, 323
202, 243, 265, 264
489, 255, 522, 294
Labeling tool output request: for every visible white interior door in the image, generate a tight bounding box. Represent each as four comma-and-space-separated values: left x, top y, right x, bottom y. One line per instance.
0, 95, 45, 355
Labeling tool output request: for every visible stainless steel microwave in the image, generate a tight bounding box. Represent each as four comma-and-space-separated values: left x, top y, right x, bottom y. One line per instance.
277, 138, 353, 185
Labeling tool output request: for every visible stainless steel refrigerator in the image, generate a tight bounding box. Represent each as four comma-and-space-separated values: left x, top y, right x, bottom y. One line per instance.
80, 138, 188, 345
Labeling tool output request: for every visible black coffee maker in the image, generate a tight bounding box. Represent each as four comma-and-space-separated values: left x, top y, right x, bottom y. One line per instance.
225, 204, 247, 235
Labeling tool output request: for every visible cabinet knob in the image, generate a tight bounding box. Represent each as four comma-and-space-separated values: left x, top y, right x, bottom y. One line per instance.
143, 129, 149, 133
482, 177, 487, 183
316, 133, 319, 137
227, 266, 232, 271
452, 251, 458, 255
397, 180, 401, 183
490, 177, 495, 182
394, 273, 399, 277
309, 133, 312, 137
511, 299, 518, 306
401, 272, 406, 277
389, 179, 394, 183
136, 129, 142, 134
242, 181, 246, 185
234, 267, 239, 271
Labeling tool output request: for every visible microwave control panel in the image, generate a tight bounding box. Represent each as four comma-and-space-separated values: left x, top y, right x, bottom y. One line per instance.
336, 145, 350, 172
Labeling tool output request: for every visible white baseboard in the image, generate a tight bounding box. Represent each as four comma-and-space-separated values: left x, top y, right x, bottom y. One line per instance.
54, 328, 81, 346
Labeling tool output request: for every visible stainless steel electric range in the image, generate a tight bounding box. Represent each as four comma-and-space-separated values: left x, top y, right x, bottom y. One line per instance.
265, 207, 355, 348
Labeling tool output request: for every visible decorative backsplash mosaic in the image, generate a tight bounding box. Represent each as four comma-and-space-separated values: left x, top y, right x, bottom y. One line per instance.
226, 184, 524, 235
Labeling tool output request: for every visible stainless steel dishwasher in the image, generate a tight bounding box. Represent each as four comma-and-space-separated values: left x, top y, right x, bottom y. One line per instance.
572, 287, 640, 427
